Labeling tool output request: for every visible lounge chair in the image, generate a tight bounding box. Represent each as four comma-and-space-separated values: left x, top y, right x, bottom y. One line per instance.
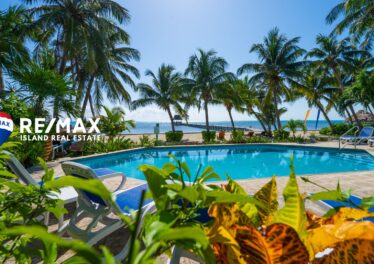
339, 126, 374, 149
313, 194, 374, 222
60, 161, 155, 261
3, 151, 126, 227
369, 138, 374, 147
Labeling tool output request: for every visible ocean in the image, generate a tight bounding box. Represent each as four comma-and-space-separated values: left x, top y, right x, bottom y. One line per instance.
123, 120, 344, 134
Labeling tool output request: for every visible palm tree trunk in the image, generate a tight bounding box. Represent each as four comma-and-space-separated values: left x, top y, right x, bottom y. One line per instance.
0, 66, 4, 94
227, 107, 235, 131
348, 105, 362, 127
166, 107, 175, 132
88, 94, 95, 117
81, 76, 95, 118
252, 112, 268, 133
273, 95, 282, 129
204, 100, 210, 132
346, 109, 353, 123
318, 105, 335, 134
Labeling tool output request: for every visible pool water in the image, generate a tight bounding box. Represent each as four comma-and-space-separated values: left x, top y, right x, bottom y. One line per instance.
75, 145, 374, 181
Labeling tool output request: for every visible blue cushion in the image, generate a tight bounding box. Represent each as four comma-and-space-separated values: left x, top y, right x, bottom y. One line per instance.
115, 184, 152, 213
94, 168, 118, 177
322, 195, 374, 220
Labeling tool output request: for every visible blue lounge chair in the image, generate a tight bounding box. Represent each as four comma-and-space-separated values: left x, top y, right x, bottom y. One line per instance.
61, 161, 155, 261
339, 126, 374, 149
315, 195, 374, 222
4, 151, 126, 227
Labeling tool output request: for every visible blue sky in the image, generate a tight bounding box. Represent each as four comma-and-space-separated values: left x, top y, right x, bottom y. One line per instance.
1, 0, 345, 122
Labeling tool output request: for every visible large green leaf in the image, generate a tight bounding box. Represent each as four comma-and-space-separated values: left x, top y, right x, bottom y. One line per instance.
272, 160, 307, 239
254, 176, 278, 225
138, 165, 168, 210
0, 226, 101, 263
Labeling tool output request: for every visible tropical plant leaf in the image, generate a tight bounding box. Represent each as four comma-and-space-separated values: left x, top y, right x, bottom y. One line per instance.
254, 176, 278, 225
308, 221, 374, 256
234, 223, 309, 264
272, 160, 307, 238
312, 239, 374, 264
325, 207, 374, 225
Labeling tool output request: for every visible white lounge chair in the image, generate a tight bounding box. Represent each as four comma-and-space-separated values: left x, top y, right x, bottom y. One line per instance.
369, 138, 374, 147
60, 161, 155, 261
3, 151, 126, 227
339, 126, 374, 149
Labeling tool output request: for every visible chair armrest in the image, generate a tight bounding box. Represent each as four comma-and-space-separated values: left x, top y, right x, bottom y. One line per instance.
98, 171, 127, 192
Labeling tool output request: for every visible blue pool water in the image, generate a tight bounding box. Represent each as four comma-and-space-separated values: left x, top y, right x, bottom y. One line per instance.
75, 145, 374, 181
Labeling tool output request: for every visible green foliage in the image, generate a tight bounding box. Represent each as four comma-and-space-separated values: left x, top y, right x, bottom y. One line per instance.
138, 135, 153, 147
284, 119, 305, 138
7, 130, 45, 167
0, 92, 30, 125
202, 131, 216, 143
81, 137, 134, 155
230, 130, 245, 143
319, 123, 355, 136
165, 131, 184, 142
99, 106, 135, 139
273, 129, 290, 141
246, 136, 272, 143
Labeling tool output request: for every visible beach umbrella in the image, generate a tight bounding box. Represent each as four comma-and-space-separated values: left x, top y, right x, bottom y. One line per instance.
0, 112, 13, 146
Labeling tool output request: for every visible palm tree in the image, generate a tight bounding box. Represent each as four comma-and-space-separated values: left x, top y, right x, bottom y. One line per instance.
100, 106, 135, 139
284, 119, 304, 139
0, 6, 29, 93
216, 80, 246, 130
307, 35, 364, 126
80, 33, 140, 117
294, 67, 336, 134
326, 0, 374, 47
185, 49, 235, 131
238, 28, 306, 129
132, 64, 184, 132
25, 0, 130, 75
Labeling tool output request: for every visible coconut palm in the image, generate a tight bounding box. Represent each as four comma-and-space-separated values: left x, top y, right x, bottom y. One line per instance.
185, 49, 235, 131
216, 80, 246, 130
238, 27, 306, 129
307, 35, 365, 126
132, 64, 184, 132
99, 106, 135, 139
0, 6, 29, 93
294, 67, 337, 133
284, 119, 305, 139
80, 32, 140, 117
25, 0, 130, 75
326, 0, 374, 47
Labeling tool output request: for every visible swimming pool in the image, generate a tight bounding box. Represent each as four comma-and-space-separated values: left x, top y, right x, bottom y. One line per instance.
75, 145, 374, 181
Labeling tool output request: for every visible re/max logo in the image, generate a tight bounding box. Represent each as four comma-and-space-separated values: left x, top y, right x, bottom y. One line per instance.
0, 120, 11, 127
19, 118, 101, 134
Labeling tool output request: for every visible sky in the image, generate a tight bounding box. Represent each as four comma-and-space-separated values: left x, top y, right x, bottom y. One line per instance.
1, 0, 346, 122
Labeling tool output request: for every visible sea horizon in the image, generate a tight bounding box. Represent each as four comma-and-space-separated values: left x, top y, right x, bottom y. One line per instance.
124, 120, 344, 134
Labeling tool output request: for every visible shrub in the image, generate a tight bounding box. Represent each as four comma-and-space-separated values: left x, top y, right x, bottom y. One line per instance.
165, 131, 184, 142
202, 131, 216, 143
230, 130, 245, 143
246, 136, 272, 143
82, 137, 133, 154
273, 129, 290, 141
319, 123, 355, 136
